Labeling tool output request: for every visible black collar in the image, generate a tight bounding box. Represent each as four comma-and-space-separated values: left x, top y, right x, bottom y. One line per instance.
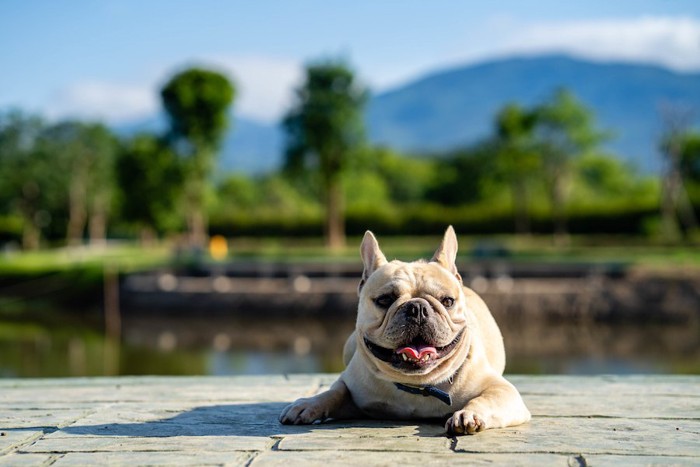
394, 382, 452, 405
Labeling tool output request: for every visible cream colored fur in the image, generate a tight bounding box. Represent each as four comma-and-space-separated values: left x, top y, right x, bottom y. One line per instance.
279, 227, 530, 435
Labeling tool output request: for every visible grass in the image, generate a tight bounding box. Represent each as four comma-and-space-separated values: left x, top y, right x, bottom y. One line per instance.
0, 243, 173, 311
0, 242, 171, 275
227, 234, 700, 270
1, 235, 699, 276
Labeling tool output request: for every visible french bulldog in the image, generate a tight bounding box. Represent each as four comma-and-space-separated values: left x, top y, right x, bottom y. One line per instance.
279, 226, 530, 435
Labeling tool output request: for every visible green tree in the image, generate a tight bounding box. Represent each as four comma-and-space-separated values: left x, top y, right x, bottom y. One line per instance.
678, 132, 700, 228
116, 134, 184, 241
283, 60, 368, 249
0, 111, 57, 249
161, 67, 235, 247
494, 103, 539, 233
679, 131, 700, 183
658, 116, 699, 238
570, 153, 658, 210
344, 171, 391, 212
533, 89, 607, 241
215, 174, 260, 213
210, 173, 322, 235
85, 125, 118, 245
364, 147, 436, 204
426, 142, 497, 207
40, 121, 117, 245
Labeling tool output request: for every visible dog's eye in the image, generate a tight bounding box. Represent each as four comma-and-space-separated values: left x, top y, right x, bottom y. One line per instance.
441, 297, 455, 308
374, 294, 396, 309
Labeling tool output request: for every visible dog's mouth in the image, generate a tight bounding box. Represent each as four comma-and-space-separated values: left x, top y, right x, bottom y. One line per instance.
363, 328, 464, 372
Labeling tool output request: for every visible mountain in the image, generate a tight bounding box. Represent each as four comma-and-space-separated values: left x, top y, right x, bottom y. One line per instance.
367, 54, 700, 172
112, 114, 167, 136
114, 55, 700, 174
220, 117, 283, 173
114, 114, 283, 174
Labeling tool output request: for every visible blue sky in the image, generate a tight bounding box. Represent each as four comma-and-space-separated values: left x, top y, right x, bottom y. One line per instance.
2, 1, 699, 124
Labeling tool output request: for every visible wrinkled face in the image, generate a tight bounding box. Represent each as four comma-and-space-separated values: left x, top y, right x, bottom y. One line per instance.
358, 260, 471, 384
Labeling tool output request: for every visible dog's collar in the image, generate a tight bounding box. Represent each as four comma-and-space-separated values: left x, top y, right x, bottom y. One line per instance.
394, 382, 452, 406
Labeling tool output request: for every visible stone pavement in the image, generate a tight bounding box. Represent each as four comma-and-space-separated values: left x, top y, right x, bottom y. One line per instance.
0, 375, 698, 466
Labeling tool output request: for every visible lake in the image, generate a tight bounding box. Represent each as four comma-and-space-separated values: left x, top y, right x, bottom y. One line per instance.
2, 309, 698, 377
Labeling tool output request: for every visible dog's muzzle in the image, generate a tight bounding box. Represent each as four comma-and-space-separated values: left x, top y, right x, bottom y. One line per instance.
363, 328, 465, 372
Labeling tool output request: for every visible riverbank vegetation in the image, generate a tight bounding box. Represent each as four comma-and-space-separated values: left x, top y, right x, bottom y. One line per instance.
1, 235, 699, 273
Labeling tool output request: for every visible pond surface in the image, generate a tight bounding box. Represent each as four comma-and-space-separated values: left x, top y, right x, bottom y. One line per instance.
1, 310, 699, 377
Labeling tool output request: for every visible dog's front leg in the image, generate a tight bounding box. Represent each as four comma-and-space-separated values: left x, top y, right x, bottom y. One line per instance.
279, 378, 361, 425
446, 375, 531, 435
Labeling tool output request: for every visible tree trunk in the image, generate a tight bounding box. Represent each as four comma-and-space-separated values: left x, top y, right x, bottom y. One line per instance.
184, 176, 207, 249
549, 172, 568, 245
67, 177, 87, 246
660, 167, 682, 241
677, 182, 699, 232
512, 178, 530, 234
183, 149, 212, 249
19, 196, 41, 250
139, 226, 157, 247
324, 177, 345, 250
89, 196, 107, 247
188, 206, 207, 248
22, 220, 40, 250
659, 137, 697, 240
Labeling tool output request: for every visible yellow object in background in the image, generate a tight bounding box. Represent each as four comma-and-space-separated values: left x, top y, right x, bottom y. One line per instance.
209, 235, 229, 260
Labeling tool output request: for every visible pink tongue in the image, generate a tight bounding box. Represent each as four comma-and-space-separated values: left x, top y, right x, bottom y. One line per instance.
397, 346, 438, 360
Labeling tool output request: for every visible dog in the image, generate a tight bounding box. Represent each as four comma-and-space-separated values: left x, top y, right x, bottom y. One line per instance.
279, 226, 530, 435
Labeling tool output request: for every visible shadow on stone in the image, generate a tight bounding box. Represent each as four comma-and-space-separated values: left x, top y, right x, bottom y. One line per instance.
416, 419, 450, 438
59, 403, 303, 437
53, 402, 445, 438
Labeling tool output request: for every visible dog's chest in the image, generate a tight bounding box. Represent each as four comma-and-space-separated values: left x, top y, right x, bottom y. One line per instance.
348, 378, 452, 420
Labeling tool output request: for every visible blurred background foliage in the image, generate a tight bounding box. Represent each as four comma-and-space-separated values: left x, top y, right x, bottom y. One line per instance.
0, 60, 698, 254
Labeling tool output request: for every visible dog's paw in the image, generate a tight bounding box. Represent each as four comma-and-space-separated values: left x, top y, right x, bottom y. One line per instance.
279, 397, 328, 425
445, 409, 486, 435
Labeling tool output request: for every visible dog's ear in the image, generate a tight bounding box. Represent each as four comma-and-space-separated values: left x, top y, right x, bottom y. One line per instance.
359, 230, 387, 294
431, 225, 462, 283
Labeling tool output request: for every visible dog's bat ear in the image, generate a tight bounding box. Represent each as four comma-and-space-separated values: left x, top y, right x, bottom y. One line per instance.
359, 231, 387, 293
431, 226, 462, 283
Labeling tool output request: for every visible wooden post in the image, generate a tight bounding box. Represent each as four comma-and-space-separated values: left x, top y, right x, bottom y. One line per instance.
103, 263, 121, 375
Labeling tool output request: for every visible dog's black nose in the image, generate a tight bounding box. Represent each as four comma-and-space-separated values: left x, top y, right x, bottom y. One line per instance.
403, 300, 429, 323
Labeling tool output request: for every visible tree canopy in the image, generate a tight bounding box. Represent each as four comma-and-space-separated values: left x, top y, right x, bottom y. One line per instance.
532, 89, 608, 239
283, 60, 367, 249
494, 103, 539, 233
161, 67, 236, 246
0, 80, 681, 248
116, 134, 184, 237
161, 68, 235, 150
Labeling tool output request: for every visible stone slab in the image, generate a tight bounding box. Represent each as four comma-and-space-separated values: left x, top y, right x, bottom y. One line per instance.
0, 453, 58, 467
251, 451, 700, 467
0, 375, 697, 466
51, 452, 253, 466
0, 430, 43, 456
454, 417, 700, 456
22, 435, 275, 454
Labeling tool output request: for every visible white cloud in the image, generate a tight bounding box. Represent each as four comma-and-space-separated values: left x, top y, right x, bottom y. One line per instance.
498, 16, 700, 71
44, 55, 303, 125
40, 17, 700, 125
352, 16, 700, 94
45, 81, 159, 123
203, 55, 303, 122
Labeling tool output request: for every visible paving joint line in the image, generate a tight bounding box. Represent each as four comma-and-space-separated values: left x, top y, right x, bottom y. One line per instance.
0, 430, 45, 458
448, 435, 458, 451
43, 453, 63, 466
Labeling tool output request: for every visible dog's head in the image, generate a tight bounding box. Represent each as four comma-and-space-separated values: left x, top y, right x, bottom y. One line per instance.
356, 226, 472, 385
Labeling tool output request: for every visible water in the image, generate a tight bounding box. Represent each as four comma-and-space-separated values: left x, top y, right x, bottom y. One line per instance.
1, 311, 699, 377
